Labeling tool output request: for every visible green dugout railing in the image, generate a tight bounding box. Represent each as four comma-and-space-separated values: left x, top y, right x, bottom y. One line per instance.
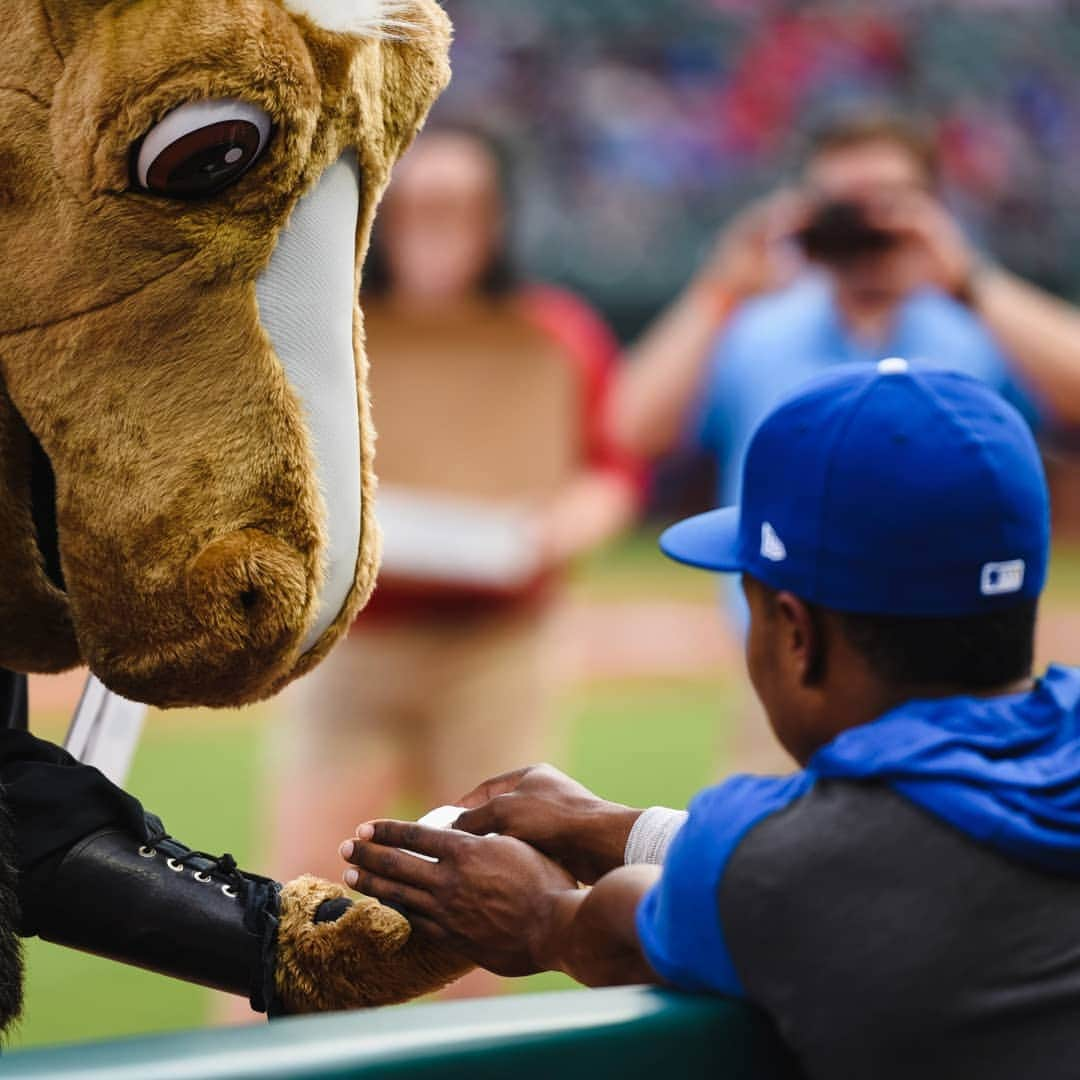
1, 988, 802, 1079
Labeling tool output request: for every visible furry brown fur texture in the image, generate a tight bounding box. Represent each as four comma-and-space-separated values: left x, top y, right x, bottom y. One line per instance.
276, 876, 472, 1012
0, 0, 451, 707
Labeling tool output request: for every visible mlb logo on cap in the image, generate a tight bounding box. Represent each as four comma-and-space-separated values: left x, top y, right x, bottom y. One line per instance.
981, 560, 1026, 598
661, 360, 1050, 617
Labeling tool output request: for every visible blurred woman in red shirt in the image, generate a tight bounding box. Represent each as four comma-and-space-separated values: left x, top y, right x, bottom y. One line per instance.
265, 128, 641, 997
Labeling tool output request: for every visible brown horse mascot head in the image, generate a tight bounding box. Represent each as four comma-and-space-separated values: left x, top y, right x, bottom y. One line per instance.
0, 0, 451, 708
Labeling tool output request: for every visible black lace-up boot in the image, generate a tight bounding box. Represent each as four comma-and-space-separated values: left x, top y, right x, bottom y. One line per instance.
31, 822, 283, 1014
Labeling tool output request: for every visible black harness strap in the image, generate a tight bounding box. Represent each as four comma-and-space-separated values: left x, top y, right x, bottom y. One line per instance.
0, 672, 27, 733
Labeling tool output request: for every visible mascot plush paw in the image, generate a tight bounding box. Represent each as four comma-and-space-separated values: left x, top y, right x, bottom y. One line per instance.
277, 877, 471, 1012
0, 0, 463, 1030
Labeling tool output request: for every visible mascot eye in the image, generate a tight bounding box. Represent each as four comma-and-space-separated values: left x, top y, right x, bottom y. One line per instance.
133, 98, 273, 200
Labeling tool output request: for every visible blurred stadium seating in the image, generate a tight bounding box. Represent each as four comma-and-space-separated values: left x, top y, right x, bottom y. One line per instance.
436, 0, 1080, 338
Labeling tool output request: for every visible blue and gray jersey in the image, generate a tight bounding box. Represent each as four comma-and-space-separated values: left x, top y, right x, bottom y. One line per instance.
638, 666, 1080, 1079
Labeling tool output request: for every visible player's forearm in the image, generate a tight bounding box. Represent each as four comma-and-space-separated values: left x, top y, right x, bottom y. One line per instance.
533, 867, 662, 988
610, 286, 732, 460
971, 267, 1080, 426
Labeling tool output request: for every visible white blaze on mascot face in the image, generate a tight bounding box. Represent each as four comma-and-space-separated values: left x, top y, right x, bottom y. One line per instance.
262, 2, 430, 657
255, 154, 364, 656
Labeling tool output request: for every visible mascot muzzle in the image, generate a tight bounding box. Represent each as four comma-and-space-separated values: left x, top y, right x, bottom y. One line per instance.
0, 0, 451, 707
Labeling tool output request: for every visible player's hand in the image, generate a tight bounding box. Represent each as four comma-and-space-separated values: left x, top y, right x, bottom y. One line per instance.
862, 189, 979, 299
341, 822, 579, 977
698, 188, 811, 302
452, 764, 642, 885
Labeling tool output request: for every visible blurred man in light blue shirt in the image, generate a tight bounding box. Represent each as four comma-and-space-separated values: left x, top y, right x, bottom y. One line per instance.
614, 110, 1080, 511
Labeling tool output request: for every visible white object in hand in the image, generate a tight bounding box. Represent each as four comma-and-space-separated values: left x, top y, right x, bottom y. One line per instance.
418, 805, 468, 831
400, 806, 468, 862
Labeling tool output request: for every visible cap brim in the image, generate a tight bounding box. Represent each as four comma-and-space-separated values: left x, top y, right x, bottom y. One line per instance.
660, 507, 743, 572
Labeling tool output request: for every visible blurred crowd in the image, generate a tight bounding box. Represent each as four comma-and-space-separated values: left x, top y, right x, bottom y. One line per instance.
437, 0, 1080, 331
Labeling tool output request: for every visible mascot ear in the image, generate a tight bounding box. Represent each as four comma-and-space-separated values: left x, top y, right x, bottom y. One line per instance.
375, 0, 452, 165
348, 0, 452, 291
302, 0, 453, 201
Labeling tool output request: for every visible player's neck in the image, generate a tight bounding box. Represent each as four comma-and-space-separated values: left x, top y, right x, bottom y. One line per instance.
800, 673, 1037, 765
854, 675, 1037, 731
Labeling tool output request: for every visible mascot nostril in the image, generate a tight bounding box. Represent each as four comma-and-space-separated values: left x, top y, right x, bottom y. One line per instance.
189, 530, 308, 624
187, 527, 311, 657
0, 0, 469, 1032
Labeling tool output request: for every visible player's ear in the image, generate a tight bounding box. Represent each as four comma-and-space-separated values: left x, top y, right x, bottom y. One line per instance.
774, 592, 827, 688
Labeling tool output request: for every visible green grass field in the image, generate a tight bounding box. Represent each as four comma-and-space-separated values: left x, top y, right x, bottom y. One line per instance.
11, 534, 1080, 1050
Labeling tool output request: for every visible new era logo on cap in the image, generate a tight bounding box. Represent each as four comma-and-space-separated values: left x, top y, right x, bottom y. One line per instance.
761, 522, 787, 563
981, 560, 1026, 597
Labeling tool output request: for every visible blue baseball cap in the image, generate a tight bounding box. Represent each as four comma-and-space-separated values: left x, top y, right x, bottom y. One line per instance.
661, 360, 1050, 616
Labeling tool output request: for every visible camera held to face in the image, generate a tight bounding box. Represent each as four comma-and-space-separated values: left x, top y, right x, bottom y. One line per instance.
796, 200, 898, 265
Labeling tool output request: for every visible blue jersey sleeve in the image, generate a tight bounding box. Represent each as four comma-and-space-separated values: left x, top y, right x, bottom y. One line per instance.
636, 772, 813, 997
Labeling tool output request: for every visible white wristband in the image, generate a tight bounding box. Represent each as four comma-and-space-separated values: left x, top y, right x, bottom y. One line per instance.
624, 806, 689, 867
